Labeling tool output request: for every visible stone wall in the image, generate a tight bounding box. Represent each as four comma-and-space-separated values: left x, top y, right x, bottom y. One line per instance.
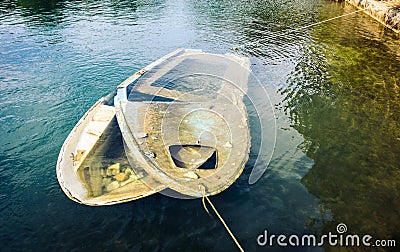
345, 0, 400, 33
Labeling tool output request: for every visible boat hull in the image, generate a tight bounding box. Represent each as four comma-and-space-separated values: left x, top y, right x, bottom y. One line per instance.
115, 49, 251, 198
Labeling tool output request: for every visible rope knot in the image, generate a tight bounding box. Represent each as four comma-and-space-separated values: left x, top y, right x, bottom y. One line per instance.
199, 184, 206, 195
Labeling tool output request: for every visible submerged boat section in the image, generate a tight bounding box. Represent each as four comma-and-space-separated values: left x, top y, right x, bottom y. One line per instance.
115, 48, 251, 198
56, 94, 164, 206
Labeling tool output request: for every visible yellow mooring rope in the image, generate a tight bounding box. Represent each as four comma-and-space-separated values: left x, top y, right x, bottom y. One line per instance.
200, 185, 244, 252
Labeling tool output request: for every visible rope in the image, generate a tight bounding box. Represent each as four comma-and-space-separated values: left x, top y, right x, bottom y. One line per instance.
199, 185, 244, 252
232, 8, 366, 51
202, 192, 211, 216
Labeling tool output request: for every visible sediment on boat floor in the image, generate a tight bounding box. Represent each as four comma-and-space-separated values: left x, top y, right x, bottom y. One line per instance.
341, 0, 400, 33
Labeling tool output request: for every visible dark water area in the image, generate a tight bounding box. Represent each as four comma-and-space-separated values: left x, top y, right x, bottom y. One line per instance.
1, 0, 399, 251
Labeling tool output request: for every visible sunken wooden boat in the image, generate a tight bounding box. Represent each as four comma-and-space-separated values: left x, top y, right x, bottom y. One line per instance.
56, 91, 165, 206
114, 48, 251, 198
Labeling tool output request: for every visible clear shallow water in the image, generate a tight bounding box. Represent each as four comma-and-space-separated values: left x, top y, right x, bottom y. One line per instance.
1, 0, 399, 251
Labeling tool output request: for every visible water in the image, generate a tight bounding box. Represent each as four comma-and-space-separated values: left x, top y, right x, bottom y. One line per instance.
1, 0, 399, 251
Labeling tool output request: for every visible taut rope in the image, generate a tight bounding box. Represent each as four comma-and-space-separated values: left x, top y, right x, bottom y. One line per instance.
232, 8, 366, 51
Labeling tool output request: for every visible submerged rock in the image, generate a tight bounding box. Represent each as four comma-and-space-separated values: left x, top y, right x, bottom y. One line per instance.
124, 168, 138, 180
124, 168, 134, 175
106, 163, 120, 176
114, 172, 129, 182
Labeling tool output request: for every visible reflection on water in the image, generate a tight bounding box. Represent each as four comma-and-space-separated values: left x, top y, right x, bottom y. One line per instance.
1, 0, 400, 251
6, 0, 66, 26
281, 2, 400, 248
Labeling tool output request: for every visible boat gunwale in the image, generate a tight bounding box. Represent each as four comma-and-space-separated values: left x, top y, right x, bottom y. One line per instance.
56, 98, 105, 205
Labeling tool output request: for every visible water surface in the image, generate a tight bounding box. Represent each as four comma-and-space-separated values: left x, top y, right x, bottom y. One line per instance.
1, 0, 399, 251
